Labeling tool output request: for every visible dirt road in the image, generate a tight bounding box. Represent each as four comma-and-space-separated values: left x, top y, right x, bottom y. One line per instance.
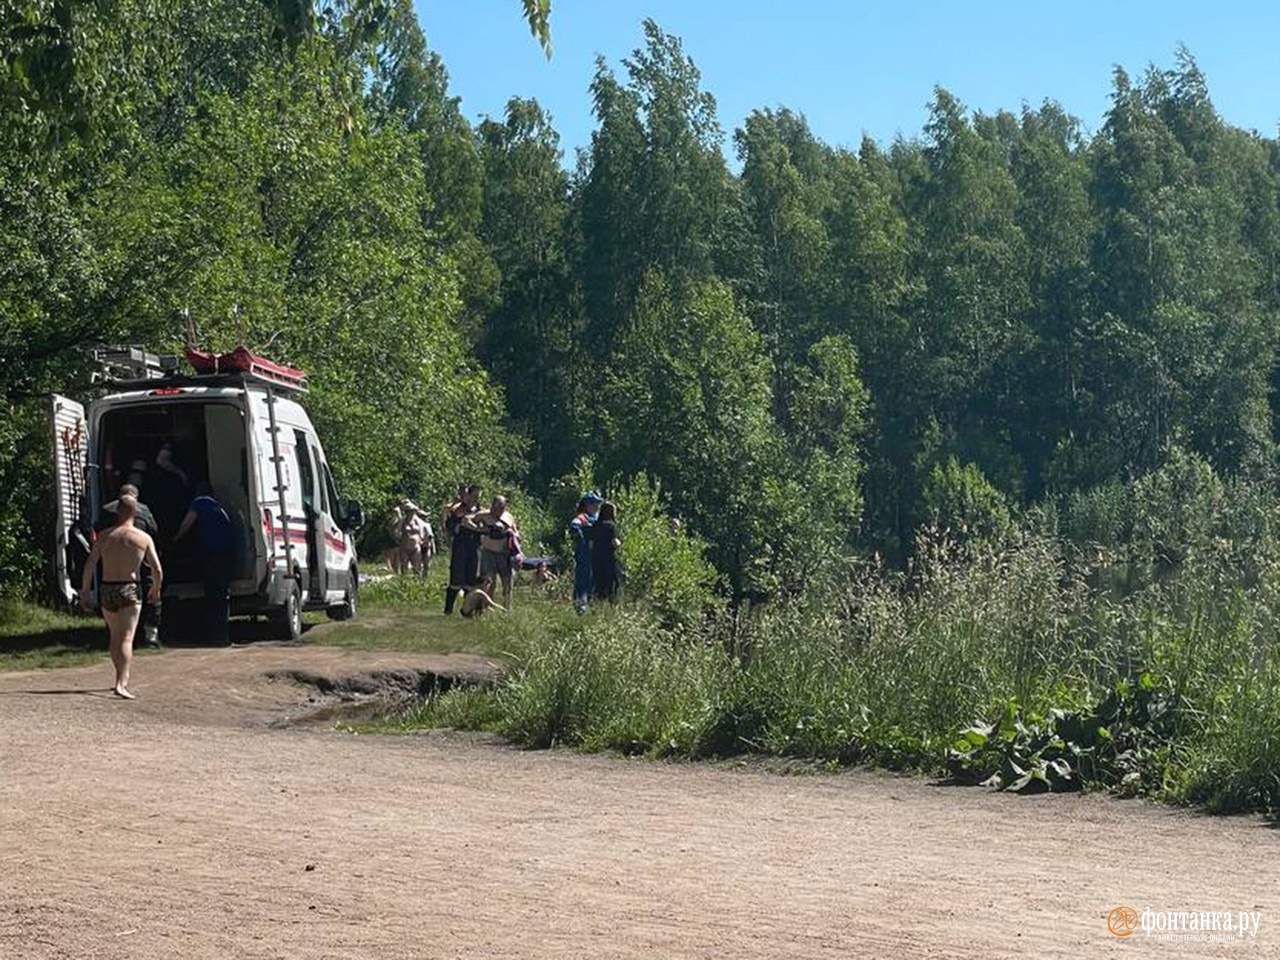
0, 644, 1275, 959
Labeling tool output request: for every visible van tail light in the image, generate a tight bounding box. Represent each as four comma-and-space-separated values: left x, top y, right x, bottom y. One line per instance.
263, 508, 274, 544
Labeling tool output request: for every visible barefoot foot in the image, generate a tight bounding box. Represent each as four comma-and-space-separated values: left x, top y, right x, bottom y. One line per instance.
113, 686, 136, 700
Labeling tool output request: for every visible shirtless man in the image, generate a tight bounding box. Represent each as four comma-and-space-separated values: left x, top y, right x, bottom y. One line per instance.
472, 494, 519, 611
80, 495, 162, 700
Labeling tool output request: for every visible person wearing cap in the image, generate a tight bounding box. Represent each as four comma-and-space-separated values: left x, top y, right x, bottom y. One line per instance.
569, 492, 602, 613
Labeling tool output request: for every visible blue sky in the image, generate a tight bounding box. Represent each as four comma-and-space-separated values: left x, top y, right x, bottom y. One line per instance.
415, 1, 1280, 163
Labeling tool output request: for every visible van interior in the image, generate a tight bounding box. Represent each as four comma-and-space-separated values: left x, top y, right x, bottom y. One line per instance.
97, 401, 254, 583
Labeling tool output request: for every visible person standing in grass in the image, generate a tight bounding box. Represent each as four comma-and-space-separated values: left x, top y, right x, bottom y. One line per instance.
383, 501, 405, 574
476, 494, 519, 611
395, 499, 434, 578
80, 495, 162, 699
588, 500, 622, 603
569, 491, 602, 613
444, 484, 482, 615
439, 484, 466, 554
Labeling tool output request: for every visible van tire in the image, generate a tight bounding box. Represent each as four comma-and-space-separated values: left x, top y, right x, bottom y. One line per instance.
272, 580, 303, 641
327, 568, 357, 621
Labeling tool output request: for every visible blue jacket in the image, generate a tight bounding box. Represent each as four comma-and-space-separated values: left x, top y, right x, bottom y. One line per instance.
570, 512, 594, 564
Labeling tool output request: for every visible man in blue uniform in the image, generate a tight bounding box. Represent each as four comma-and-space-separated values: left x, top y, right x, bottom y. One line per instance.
175, 488, 234, 645
569, 491, 602, 613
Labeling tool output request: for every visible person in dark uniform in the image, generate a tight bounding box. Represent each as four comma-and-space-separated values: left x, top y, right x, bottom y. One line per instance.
588, 500, 622, 602
152, 426, 196, 538
174, 487, 234, 645
444, 484, 482, 615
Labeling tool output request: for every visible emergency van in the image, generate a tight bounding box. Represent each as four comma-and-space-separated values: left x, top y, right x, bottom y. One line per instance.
51, 346, 363, 640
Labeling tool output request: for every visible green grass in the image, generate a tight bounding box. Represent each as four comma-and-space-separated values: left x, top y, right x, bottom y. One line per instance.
303, 566, 571, 661
0, 599, 112, 671
350, 685, 506, 735
0, 564, 540, 671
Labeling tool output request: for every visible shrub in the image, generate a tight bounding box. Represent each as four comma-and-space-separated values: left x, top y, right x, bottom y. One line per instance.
922, 457, 1014, 547
611, 473, 721, 624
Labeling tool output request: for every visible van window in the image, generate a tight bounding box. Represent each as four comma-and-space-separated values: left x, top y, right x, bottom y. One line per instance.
312, 446, 331, 515
322, 462, 342, 519
293, 431, 316, 513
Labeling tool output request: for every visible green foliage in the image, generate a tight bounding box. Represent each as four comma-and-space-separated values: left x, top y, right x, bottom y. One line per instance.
609, 473, 721, 624
947, 675, 1177, 794
464, 514, 1280, 813
9, 9, 1280, 818
922, 457, 1013, 546
600, 273, 784, 596
0, 0, 522, 600
0, 400, 50, 598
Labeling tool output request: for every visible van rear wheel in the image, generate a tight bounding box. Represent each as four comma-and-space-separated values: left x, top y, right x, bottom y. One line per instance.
327, 568, 357, 622
272, 580, 303, 641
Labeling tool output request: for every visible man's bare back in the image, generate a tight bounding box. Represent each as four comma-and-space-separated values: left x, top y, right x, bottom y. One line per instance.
81, 495, 162, 699
94, 524, 158, 583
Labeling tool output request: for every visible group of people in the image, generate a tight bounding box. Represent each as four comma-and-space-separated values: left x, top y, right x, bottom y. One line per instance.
384, 485, 624, 618
440, 485, 522, 617
383, 499, 436, 577
569, 492, 622, 613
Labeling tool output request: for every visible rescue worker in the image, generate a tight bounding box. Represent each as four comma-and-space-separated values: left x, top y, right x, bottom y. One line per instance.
174, 486, 234, 646
569, 491, 602, 613
444, 484, 481, 615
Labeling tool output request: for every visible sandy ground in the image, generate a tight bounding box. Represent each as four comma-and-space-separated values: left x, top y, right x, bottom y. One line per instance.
0, 643, 1277, 960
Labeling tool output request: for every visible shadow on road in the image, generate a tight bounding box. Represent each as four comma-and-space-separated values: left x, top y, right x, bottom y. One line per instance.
0, 618, 312, 657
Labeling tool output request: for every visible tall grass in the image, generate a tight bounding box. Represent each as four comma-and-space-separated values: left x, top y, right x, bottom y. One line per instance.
422, 523, 1280, 814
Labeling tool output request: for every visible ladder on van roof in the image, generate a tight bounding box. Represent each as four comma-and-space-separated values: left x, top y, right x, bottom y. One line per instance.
262, 384, 296, 579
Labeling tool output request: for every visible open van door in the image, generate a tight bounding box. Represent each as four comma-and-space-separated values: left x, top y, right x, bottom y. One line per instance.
50, 394, 90, 605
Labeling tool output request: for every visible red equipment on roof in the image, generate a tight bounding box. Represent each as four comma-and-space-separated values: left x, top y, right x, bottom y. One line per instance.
185, 346, 308, 391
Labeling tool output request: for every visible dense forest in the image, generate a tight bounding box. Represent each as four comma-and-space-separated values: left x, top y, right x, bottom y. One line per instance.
4, 1, 1280, 602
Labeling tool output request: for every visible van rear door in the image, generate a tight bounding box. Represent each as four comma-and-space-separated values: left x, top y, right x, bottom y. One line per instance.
50, 394, 90, 604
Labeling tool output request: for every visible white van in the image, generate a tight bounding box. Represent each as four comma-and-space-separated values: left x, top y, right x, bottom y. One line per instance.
51, 349, 363, 640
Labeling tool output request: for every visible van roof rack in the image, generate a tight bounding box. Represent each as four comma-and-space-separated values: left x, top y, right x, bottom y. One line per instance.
92, 346, 181, 383
93, 345, 309, 394
103, 372, 309, 394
